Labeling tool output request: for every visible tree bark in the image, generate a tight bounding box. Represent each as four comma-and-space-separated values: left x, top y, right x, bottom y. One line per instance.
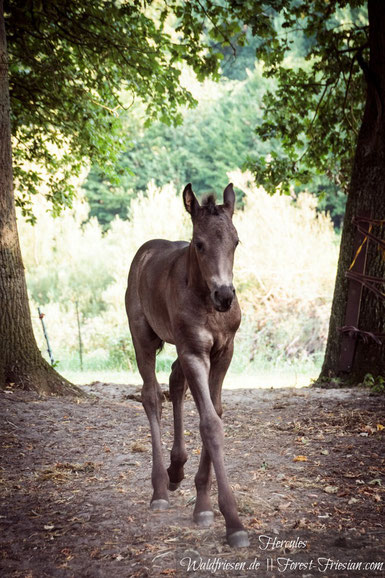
320, 0, 385, 383
0, 1, 83, 396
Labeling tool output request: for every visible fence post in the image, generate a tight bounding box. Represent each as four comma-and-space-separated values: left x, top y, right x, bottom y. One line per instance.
338, 216, 371, 373
75, 300, 83, 371
38, 307, 55, 366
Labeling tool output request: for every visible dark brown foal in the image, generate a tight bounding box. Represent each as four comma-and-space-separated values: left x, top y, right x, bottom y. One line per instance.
125, 183, 249, 548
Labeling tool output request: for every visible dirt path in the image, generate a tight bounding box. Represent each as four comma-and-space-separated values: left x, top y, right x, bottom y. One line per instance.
1, 383, 384, 577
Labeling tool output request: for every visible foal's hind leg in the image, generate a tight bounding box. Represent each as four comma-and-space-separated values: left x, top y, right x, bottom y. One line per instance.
130, 319, 169, 510
167, 359, 188, 490
193, 445, 214, 527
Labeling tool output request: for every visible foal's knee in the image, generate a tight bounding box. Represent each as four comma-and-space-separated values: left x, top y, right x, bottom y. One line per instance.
199, 413, 224, 452
141, 383, 163, 417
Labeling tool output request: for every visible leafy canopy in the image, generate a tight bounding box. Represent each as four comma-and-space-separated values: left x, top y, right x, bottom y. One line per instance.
5, 0, 222, 220
248, 0, 368, 194
6, 0, 369, 219
83, 65, 272, 228
169, 0, 368, 194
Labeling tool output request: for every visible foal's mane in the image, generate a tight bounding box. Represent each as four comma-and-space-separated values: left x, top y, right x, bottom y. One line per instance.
201, 194, 219, 216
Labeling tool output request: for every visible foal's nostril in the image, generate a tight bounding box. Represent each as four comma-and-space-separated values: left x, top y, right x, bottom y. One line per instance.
212, 285, 235, 311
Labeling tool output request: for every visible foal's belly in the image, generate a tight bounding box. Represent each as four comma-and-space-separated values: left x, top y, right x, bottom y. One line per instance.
146, 312, 176, 345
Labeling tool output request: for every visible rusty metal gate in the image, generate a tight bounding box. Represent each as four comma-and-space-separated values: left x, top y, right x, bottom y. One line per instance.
338, 216, 385, 373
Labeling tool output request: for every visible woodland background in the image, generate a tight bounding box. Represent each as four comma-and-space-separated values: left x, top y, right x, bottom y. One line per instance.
19, 40, 345, 384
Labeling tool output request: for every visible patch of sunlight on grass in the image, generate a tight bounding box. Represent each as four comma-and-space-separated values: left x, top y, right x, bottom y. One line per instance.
62, 370, 142, 386
63, 368, 316, 390
223, 370, 316, 390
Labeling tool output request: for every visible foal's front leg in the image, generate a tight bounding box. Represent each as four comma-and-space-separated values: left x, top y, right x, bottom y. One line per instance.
178, 348, 249, 548
193, 346, 232, 528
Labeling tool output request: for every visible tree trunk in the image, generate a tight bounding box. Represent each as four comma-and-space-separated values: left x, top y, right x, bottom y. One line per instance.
0, 2, 83, 396
320, 0, 385, 384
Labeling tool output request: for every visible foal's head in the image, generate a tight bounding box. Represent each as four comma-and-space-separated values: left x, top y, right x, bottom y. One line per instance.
183, 183, 239, 312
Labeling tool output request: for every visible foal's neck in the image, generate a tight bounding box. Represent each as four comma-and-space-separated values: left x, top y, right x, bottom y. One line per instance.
186, 242, 209, 296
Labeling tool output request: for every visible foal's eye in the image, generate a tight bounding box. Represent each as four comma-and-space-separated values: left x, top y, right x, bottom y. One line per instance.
195, 241, 204, 252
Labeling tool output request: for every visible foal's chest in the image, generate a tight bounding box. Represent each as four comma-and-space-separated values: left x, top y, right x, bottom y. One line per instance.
207, 301, 241, 339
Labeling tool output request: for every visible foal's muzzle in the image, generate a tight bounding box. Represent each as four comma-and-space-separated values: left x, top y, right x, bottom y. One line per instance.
211, 284, 236, 312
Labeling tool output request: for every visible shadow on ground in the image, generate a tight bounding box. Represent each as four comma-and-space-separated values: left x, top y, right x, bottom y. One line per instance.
1, 382, 384, 577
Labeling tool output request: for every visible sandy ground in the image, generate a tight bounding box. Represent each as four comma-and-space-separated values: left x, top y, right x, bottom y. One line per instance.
0, 381, 384, 577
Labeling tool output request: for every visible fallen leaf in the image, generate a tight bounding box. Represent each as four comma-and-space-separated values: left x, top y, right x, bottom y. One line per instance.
293, 455, 308, 462
324, 486, 339, 494
131, 442, 147, 453
61, 548, 73, 561
278, 501, 292, 511
368, 479, 382, 486
377, 424, 384, 431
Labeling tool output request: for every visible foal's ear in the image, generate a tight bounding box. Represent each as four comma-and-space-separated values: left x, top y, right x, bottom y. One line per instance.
223, 183, 235, 216
183, 183, 200, 217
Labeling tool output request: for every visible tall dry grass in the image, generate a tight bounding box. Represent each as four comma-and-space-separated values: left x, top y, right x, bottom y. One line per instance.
18, 172, 338, 373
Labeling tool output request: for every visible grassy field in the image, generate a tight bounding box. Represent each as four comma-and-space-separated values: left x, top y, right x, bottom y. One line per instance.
62, 366, 319, 390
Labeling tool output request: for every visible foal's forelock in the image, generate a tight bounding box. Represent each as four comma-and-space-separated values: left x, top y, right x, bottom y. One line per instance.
201, 194, 219, 216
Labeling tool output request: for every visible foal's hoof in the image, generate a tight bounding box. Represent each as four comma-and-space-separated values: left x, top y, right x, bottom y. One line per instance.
227, 530, 250, 548
150, 499, 169, 511
168, 481, 180, 492
194, 511, 214, 528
